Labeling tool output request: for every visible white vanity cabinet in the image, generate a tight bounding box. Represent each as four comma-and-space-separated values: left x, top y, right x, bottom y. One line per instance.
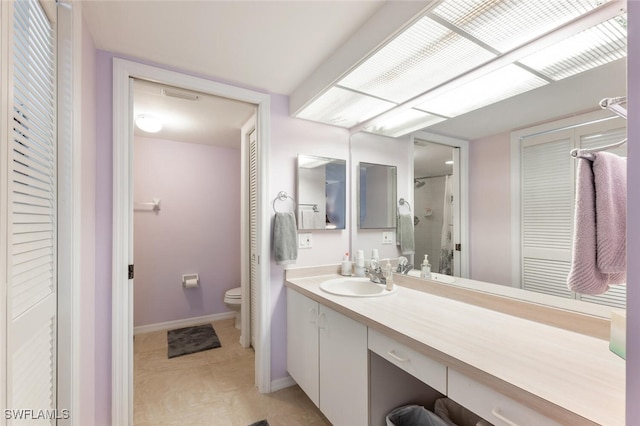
448, 369, 563, 426
286, 288, 368, 426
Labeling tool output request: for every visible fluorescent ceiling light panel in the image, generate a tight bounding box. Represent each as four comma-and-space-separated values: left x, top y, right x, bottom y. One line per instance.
297, 87, 395, 128
519, 18, 627, 81
365, 109, 445, 138
415, 64, 548, 118
338, 16, 496, 104
431, 0, 607, 53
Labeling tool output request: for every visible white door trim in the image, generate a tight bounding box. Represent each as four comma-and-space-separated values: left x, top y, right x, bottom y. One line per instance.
111, 58, 272, 425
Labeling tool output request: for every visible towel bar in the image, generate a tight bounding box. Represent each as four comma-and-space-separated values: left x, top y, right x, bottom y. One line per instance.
398, 198, 411, 212
273, 191, 296, 213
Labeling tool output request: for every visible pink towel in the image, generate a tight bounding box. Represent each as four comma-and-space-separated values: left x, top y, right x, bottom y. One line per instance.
567, 153, 626, 295
593, 152, 626, 278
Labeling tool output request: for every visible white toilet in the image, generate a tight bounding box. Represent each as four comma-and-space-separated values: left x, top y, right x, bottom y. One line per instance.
224, 287, 242, 329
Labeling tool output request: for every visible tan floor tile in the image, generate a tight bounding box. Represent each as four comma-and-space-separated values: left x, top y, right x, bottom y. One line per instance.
134, 319, 329, 426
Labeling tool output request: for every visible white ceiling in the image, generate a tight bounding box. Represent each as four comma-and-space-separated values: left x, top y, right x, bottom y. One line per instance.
82, 1, 627, 146
82, 0, 385, 146
133, 79, 256, 147
82, 0, 386, 95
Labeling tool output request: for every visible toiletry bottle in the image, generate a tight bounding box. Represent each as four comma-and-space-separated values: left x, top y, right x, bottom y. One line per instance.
420, 255, 432, 279
384, 259, 394, 290
354, 250, 366, 277
341, 252, 352, 276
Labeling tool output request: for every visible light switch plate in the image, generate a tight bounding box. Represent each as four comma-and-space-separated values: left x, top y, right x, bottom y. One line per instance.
382, 231, 394, 245
298, 233, 312, 249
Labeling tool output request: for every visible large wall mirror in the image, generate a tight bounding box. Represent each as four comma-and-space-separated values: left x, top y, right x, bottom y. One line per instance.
358, 162, 397, 229
297, 154, 346, 230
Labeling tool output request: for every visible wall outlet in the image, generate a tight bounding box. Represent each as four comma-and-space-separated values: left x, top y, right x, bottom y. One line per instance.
382, 231, 394, 245
298, 233, 313, 249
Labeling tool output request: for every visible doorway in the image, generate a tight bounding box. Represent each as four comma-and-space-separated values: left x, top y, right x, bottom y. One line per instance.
112, 59, 272, 425
412, 132, 469, 278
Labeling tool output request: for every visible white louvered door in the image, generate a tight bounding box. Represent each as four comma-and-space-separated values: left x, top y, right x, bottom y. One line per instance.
249, 129, 258, 349
521, 131, 574, 299
4, 0, 58, 422
520, 120, 627, 309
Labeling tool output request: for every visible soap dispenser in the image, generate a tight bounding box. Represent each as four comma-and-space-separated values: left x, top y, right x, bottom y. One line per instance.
384, 259, 394, 291
420, 255, 432, 279
341, 252, 352, 276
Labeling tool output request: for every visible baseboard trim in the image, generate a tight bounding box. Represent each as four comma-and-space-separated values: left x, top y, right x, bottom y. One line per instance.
134, 312, 236, 335
271, 375, 296, 392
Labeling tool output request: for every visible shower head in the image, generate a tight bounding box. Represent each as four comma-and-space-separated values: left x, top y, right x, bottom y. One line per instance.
414, 179, 425, 188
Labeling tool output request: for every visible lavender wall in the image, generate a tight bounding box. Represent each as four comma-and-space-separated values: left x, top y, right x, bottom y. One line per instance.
627, 2, 639, 422
79, 13, 97, 425
94, 50, 113, 424
468, 132, 512, 286
269, 93, 351, 380
133, 136, 241, 326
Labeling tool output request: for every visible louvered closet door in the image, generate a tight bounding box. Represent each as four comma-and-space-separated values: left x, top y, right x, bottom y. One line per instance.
521, 131, 574, 298
6, 0, 57, 421
249, 129, 258, 348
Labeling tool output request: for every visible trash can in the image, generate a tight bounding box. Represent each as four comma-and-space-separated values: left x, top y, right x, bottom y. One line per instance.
434, 398, 493, 426
386, 404, 449, 426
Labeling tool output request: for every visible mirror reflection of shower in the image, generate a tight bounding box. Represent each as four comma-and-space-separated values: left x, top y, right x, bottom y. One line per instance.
413, 140, 455, 275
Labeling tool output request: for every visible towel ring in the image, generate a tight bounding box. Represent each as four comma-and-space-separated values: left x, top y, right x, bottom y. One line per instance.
399, 198, 412, 212
273, 191, 296, 213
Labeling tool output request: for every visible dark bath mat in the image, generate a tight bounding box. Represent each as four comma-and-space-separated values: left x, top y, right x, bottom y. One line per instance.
167, 324, 221, 358
248, 421, 269, 426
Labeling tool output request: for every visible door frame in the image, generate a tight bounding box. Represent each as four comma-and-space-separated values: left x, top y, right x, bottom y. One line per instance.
112, 58, 272, 425
411, 131, 469, 278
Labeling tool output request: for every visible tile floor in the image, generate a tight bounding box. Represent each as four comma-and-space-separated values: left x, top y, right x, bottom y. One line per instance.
134, 318, 330, 426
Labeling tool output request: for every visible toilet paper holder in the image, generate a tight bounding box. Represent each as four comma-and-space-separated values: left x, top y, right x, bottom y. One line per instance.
182, 274, 199, 288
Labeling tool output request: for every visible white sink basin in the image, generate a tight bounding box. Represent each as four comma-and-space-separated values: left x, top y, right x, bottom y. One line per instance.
320, 277, 397, 297
407, 270, 456, 284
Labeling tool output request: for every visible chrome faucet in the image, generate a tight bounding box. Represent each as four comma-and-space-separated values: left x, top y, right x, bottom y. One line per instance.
366, 259, 386, 284
396, 256, 413, 275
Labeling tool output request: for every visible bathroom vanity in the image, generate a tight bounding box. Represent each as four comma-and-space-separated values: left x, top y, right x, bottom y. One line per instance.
285, 265, 625, 426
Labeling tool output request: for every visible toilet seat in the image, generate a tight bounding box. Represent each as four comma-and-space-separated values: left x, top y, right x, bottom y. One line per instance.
224, 287, 242, 303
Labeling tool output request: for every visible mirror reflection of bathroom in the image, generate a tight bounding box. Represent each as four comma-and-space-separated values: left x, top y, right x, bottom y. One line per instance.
413, 140, 459, 275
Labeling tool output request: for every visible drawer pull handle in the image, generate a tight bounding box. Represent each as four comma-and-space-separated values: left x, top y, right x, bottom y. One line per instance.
491, 408, 521, 426
387, 350, 410, 363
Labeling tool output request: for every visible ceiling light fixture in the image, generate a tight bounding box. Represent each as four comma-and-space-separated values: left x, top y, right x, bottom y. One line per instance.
294, 0, 625, 137
135, 115, 163, 133
161, 88, 200, 101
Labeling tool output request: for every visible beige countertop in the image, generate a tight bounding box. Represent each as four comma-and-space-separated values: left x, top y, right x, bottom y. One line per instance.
285, 267, 625, 426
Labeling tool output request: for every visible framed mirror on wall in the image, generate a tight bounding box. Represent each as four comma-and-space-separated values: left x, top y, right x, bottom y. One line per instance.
358, 162, 397, 229
296, 154, 346, 230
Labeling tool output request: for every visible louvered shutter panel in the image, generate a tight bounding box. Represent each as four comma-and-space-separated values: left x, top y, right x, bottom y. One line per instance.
521, 135, 573, 297
520, 124, 627, 309
249, 130, 258, 348
7, 0, 57, 421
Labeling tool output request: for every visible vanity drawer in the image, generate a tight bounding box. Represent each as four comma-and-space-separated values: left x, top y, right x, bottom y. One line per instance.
368, 328, 447, 394
448, 369, 563, 426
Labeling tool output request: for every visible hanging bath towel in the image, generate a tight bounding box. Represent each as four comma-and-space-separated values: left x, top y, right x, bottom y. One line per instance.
593, 151, 626, 279
396, 211, 415, 255
274, 212, 298, 265
568, 153, 626, 295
